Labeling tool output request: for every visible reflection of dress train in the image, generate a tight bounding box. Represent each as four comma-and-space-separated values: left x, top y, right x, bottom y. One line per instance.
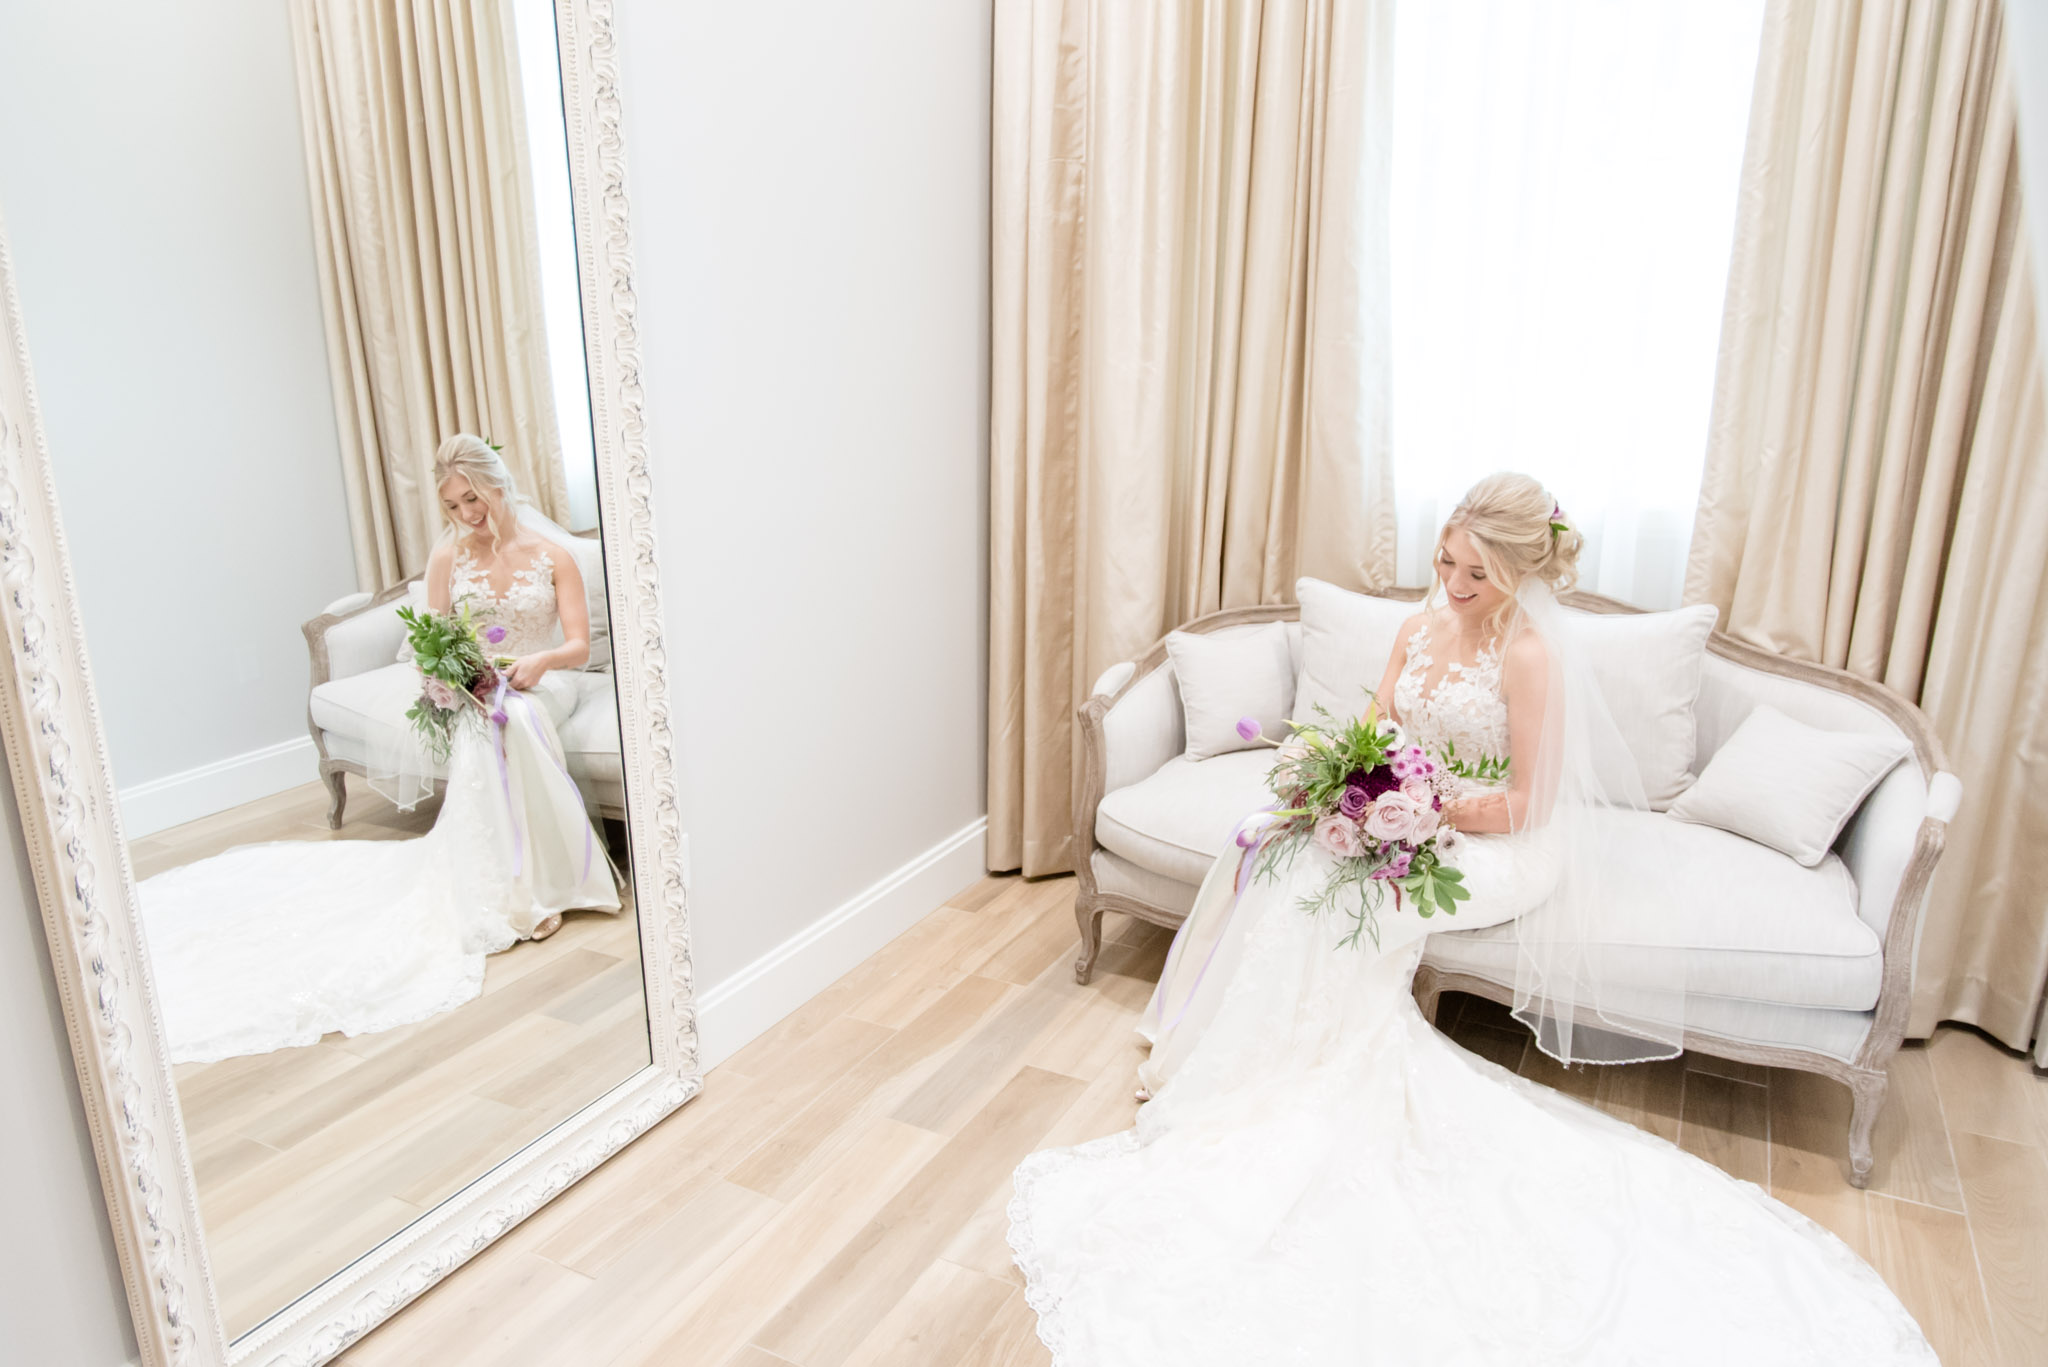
1006, 626, 1935, 1365
140, 546, 620, 1065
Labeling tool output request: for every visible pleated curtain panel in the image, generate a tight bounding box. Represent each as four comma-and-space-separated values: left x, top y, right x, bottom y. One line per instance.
1686, 0, 2048, 1059
291, 0, 569, 591
988, 0, 1398, 878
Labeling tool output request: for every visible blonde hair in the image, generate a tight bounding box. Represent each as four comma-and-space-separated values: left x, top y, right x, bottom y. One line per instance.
1429, 472, 1584, 634
432, 434, 522, 552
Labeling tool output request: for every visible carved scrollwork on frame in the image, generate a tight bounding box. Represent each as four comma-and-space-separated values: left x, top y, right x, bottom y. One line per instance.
0, 4, 698, 1365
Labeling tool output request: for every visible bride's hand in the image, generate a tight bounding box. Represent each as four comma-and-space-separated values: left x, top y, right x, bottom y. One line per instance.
506, 654, 550, 691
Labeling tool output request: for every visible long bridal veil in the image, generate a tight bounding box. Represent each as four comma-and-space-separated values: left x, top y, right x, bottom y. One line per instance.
1506, 580, 1692, 1065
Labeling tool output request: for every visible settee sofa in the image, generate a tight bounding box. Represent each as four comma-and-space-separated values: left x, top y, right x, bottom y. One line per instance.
1072, 581, 1961, 1186
299, 531, 623, 826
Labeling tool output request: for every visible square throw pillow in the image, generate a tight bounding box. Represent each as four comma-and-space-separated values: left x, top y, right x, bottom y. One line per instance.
1166, 622, 1297, 761
1292, 578, 1416, 725
1668, 704, 1912, 866
1567, 603, 1718, 810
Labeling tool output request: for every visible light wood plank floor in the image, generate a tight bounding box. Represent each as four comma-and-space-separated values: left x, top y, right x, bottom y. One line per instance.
137, 778, 648, 1340
340, 872, 2048, 1367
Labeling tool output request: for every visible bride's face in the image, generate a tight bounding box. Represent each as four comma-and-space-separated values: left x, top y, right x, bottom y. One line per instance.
439, 475, 497, 535
1437, 526, 1509, 623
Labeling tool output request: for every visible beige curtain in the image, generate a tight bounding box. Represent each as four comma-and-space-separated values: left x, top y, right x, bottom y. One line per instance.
291, 0, 568, 589
1686, 0, 2048, 1052
988, 0, 1397, 877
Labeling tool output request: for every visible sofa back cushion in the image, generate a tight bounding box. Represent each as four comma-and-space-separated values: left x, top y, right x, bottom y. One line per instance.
1291, 579, 1714, 808
1166, 622, 1297, 760
1565, 603, 1718, 809
1292, 578, 1414, 724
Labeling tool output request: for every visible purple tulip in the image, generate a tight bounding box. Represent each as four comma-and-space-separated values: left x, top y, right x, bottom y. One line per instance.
490, 709, 509, 726
485, 624, 508, 645
1236, 716, 1262, 742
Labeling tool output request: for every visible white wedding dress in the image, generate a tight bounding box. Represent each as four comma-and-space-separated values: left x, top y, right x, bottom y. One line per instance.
140, 542, 621, 1065
1008, 617, 1935, 1365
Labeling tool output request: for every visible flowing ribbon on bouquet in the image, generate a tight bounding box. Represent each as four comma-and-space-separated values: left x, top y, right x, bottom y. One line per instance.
1156, 804, 1285, 1031
487, 678, 597, 885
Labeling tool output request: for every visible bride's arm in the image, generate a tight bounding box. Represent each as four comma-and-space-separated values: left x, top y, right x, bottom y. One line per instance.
425, 543, 455, 613
1441, 631, 1549, 834
506, 548, 591, 689
1372, 614, 1427, 726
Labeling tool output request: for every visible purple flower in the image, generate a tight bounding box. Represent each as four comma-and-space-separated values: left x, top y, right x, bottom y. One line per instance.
490, 709, 509, 726
484, 624, 508, 645
423, 678, 459, 710
1338, 784, 1371, 822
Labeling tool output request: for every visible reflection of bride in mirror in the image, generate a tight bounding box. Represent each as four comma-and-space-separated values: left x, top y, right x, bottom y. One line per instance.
138, 436, 622, 1066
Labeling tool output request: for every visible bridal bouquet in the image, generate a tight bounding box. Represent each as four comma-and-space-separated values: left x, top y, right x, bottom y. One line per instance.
1239, 701, 1470, 948
396, 603, 514, 760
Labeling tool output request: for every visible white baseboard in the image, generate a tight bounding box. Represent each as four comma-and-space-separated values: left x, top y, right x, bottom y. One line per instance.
695, 816, 988, 1070
119, 736, 321, 839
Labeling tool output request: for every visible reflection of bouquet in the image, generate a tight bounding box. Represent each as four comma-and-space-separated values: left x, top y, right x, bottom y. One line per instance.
1239, 700, 1471, 949
396, 603, 513, 760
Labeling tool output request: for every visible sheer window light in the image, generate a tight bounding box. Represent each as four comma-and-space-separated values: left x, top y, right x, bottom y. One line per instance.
1389, 0, 1766, 608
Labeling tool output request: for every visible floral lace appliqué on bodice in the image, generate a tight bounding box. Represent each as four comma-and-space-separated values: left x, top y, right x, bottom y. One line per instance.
451, 545, 558, 657
1392, 616, 1509, 784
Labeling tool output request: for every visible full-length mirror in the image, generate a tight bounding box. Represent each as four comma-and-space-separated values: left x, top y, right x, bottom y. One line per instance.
0, 3, 695, 1364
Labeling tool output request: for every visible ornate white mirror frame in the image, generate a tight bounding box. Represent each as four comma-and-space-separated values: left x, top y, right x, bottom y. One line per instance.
0, 4, 698, 1364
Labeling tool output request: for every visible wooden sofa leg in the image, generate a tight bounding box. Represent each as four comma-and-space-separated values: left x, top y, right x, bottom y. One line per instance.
1847, 1067, 1888, 1189
1073, 898, 1106, 985
322, 768, 347, 830
1412, 965, 1444, 1026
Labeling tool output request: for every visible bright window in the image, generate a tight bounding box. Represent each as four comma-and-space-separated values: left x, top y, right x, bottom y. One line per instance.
1389, 0, 1767, 608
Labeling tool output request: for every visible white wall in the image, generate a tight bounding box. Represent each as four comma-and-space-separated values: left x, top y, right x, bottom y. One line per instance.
615, 0, 992, 1055
0, 0, 354, 808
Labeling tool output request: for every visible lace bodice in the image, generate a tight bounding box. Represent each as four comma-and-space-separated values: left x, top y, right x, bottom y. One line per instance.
451, 544, 559, 657
1392, 615, 1509, 784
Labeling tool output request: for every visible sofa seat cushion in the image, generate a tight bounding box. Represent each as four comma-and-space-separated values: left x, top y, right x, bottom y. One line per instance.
1096, 750, 1275, 886
310, 662, 428, 747
313, 663, 622, 796
1425, 811, 1882, 1011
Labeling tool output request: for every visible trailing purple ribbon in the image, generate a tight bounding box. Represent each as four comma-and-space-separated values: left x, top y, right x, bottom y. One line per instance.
1158, 804, 1284, 1032
490, 678, 597, 885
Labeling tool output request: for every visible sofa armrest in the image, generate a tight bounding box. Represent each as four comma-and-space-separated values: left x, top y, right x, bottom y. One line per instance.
303, 579, 416, 690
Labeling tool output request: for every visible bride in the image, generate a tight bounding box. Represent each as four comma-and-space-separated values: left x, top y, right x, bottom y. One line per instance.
139, 435, 622, 1065
1008, 474, 1935, 1364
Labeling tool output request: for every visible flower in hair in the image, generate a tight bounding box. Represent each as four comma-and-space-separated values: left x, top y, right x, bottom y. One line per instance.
1549, 502, 1570, 538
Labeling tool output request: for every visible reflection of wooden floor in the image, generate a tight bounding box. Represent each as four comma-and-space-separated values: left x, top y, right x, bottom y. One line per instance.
139, 779, 648, 1342
336, 873, 2048, 1367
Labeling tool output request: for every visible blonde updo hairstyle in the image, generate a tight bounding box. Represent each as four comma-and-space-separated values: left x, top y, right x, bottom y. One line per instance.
1430, 472, 1585, 635
432, 434, 523, 554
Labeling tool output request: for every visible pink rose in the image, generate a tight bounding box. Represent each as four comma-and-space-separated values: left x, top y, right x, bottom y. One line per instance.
1314, 814, 1365, 859
423, 678, 459, 710
1400, 775, 1433, 805
1408, 801, 1441, 841
1364, 792, 1419, 844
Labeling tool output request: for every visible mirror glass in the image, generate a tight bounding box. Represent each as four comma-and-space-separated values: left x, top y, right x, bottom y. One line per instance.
8, 0, 649, 1342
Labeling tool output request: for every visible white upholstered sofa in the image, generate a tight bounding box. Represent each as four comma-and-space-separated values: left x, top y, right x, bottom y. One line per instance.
1072, 583, 1962, 1186
300, 532, 623, 826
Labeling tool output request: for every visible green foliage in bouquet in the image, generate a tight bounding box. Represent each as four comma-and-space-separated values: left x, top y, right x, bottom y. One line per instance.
397, 601, 492, 760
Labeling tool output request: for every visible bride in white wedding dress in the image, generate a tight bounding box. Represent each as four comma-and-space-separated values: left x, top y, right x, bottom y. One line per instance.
1008, 474, 1935, 1365
139, 435, 622, 1065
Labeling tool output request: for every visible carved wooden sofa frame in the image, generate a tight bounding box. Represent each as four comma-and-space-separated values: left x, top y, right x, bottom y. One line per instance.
1070, 589, 1954, 1188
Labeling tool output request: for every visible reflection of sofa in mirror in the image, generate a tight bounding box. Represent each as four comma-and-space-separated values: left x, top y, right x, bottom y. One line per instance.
301, 532, 621, 827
